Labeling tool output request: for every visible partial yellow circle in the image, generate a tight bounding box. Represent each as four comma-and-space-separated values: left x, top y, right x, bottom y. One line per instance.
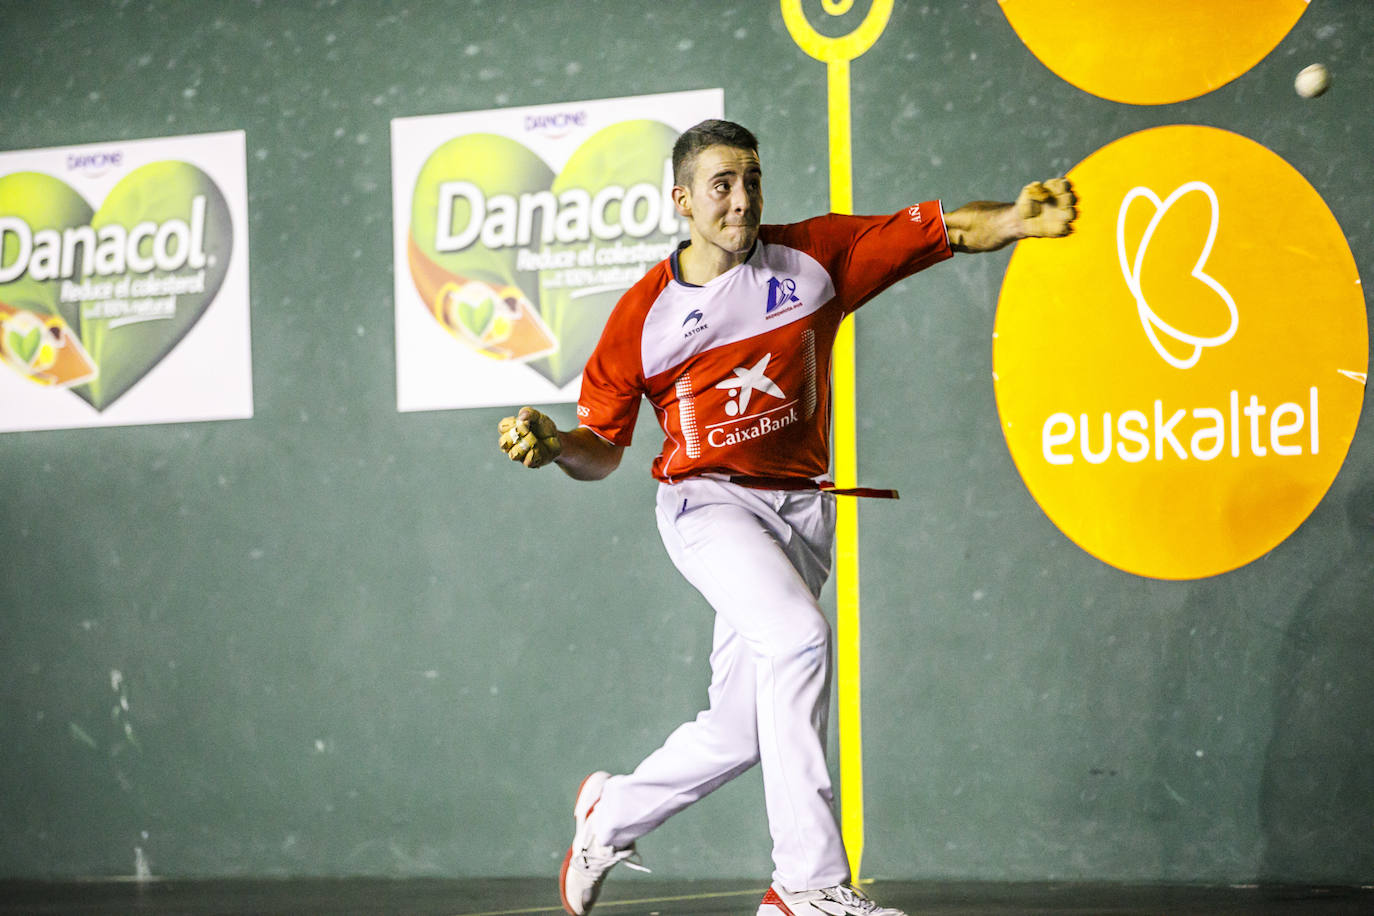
1000, 0, 1308, 104
994, 125, 1367, 579
781, 0, 893, 63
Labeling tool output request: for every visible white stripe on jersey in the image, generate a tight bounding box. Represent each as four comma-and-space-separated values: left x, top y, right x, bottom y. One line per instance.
675, 374, 701, 459
638, 241, 836, 381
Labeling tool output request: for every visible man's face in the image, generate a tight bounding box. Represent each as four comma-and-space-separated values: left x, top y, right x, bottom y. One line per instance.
673, 144, 764, 261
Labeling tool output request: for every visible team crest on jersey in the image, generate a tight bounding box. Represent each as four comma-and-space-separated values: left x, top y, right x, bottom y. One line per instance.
765, 276, 803, 318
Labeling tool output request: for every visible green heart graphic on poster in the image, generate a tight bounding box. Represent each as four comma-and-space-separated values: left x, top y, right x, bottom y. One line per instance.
0, 172, 93, 334
408, 121, 680, 386
457, 296, 495, 340
533, 120, 679, 385
0, 162, 232, 411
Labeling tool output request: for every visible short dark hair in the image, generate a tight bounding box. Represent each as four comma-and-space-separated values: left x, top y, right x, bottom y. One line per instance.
672, 119, 759, 187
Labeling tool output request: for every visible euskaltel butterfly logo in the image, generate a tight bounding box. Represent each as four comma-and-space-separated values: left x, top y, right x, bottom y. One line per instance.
0, 161, 232, 410
407, 120, 681, 386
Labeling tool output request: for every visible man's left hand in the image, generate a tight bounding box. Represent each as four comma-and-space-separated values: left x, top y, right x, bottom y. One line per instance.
1016, 178, 1077, 238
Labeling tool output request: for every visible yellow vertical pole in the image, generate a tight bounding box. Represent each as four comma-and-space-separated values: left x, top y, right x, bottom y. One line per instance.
779, 0, 892, 883
826, 55, 868, 881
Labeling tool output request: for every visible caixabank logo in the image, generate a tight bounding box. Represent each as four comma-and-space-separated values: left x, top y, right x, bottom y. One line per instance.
994, 125, 1367, 580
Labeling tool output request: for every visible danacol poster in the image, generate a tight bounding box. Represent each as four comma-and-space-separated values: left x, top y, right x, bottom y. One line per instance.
0, 130, 252, 433
391, 89, 723, 412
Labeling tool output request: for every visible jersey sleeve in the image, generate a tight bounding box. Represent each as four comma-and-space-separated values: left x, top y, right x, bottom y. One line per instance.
769, 202, 952, 315
577, 341, 641, 446
575, 274, 660, 446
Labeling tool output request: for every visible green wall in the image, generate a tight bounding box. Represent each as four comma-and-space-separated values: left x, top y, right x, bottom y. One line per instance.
1, 0, 1370, 883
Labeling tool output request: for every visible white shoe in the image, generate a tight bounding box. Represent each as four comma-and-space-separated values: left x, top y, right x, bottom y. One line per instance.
758, 882, 908, 916
558, 771, 646, 915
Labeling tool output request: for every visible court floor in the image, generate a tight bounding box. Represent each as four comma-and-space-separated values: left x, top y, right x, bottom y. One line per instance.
2, 878, 1372, 915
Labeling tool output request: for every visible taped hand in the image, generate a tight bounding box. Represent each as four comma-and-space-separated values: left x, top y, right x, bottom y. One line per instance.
1016, 178, 1077, 238
498, 407, 563, 469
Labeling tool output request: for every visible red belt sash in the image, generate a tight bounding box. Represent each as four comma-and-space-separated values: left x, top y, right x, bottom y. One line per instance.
727, 475, 899, 499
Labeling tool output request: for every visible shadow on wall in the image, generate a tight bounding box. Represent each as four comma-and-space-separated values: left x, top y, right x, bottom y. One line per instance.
1258, 485, 1374, 883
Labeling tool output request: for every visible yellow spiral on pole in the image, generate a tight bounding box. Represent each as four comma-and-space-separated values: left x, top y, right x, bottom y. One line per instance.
781, 0, 892, 64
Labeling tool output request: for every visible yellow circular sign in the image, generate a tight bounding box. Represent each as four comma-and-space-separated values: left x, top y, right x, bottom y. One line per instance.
994, 125, 1367, 579
780, 0, 892, 63
1000, 0, 1308, 104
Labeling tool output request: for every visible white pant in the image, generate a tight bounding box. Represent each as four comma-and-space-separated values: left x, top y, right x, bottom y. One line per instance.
588, 477, 850, 890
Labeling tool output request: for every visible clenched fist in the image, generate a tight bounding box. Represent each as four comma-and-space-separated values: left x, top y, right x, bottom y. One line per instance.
498, 407, 563, 469
1016, 178, 1077, 238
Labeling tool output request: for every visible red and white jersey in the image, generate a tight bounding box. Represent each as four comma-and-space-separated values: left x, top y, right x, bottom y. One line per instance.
577, 203, 953, 483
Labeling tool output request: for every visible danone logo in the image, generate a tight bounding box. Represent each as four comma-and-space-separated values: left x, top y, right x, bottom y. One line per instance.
0, 162, 232, 411
994, 125, 1367, 579
407, 120, 681, 386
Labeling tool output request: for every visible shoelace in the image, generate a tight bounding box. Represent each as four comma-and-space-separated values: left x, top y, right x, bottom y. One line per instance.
574, 844, 651, 876
818, 884, 883, 914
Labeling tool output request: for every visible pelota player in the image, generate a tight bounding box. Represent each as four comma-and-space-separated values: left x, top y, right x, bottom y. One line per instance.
498, 120, 1075, 916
